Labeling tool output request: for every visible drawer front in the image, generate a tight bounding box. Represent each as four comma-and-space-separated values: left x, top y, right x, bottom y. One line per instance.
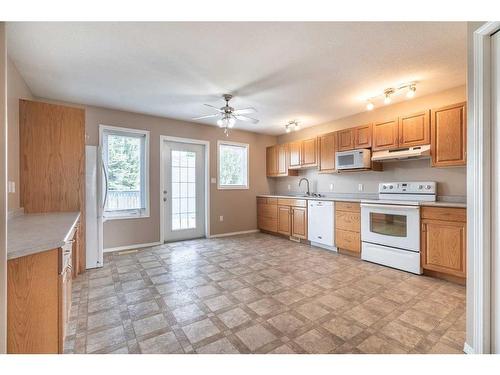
257, 197, 278, 205
335, 229, 360, 253
335, 211, 361, 232
421, 207, 466, 222
258, 203, 278, 219
277, 198, 307, 207
335, 201, 361, 213
258, 216, 278, 233
257, 197, 267, 205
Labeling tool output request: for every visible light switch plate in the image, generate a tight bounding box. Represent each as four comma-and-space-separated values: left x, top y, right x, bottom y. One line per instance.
211, 177, 217, 184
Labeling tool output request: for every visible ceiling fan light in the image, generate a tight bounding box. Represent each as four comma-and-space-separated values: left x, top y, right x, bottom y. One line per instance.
366, 101, 374, 111
217, 118, 224, 127
228, 117, 236, 128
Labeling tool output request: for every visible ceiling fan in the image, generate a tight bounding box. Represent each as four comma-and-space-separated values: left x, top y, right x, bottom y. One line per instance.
192, 94, 259, 135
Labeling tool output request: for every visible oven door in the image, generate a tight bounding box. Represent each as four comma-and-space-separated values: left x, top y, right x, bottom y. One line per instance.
361, 203, 420, 252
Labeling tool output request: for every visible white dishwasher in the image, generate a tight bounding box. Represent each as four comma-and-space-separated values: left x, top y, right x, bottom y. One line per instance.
308, 200, 336, 251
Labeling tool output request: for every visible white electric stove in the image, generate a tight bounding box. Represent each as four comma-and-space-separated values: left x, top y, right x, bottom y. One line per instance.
360, 181, 436, 274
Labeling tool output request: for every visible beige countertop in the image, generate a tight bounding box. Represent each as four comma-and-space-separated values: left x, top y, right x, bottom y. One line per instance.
7, 212, 81, 260
257, 194, 466, 208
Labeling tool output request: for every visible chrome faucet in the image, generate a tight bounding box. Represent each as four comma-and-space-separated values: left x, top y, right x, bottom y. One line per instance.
299, 178, 310, 196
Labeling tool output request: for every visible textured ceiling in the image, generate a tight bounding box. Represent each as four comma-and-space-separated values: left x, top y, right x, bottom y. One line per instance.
7, 22, 467, 135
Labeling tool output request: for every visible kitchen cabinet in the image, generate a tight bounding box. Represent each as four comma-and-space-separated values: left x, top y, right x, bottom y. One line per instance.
20, 99, 86, 275
318, 132, 336, 173
266, 144, 299, 177
337, 124, 372, 151
398, 110, 430, 147
372, 119, 399, 151
289, 141, 302, 168
431, 102, 467, 167
273, 198, 308, 239
301, 138, 318, 167
257, 197, 278, 232
335, 201, 361, 255
421, 207, 466, 283
7, 224, 77, 353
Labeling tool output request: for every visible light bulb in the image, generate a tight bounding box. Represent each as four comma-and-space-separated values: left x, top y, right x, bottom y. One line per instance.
294, 123, 300, 131
366, 101, 374, 111
228, 117, 235, 128
217, 118, 224, 127
406, 85, 416, 98
384, 94, 392, 105
286, 126, 291, 133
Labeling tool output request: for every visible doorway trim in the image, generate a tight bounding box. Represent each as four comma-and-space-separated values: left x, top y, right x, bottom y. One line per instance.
467, 21, 500, 354
159, 136, 210, 244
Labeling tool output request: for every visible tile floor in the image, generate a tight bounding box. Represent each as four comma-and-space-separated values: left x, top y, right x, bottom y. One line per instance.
65, 233, 466, 354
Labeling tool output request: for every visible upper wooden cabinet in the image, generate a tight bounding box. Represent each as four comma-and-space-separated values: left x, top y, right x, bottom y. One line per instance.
431, 102, 467, 167
301, 137, 317, 167
318, 132, 336, 173
372, 119, 399, 151
337, 128, 355, 151
337, 124, 372, 151
265, 144, 298, 177
289, 141, 302, 168
354, 123, 372, 149
398, 110, 430, 148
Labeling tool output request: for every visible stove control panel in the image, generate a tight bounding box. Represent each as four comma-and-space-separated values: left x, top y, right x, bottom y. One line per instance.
378, 181, 436, 194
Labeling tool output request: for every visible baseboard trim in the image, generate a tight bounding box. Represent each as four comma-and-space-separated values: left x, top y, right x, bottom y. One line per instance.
209, 229, 259, 238
104, 241, 162, 253
463, 342, 474, 354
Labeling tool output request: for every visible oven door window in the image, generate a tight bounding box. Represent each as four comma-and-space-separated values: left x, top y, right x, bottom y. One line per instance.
369, 212, 407, 237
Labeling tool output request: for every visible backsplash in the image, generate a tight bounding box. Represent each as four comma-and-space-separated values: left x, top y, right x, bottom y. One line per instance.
273, 158, 466, 199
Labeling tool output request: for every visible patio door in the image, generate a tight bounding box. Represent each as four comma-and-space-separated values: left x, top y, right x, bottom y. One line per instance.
162, 140, 206, 242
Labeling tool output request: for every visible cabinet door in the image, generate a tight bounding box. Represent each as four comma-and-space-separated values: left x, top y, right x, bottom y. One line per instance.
276, 143, 288, 176
301, 138, 317, 166
289, 141, 302, 168
266, 146, 277, 177
291, 206, 307, 239
277, 205, 291, 235
431, 102, 467, 167
318, 132, 336, 172
421, 219, 466, 278
337, 129, 355, 151
398, 110, 430, 147
373, 119, 399, 151
354, 124, 372, 149
257, 202, 278, 232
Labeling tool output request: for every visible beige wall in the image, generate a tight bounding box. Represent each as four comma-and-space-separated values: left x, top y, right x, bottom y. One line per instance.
6, 58, 33, 211
275, 85, 467, 198
81, 105, 276, 248
1, 21, 8, 354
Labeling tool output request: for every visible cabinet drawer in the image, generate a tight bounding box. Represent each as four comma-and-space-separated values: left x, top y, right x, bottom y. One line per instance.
335, 201, 360, 213
421, 207, 466, 222
335, 211, 360, 232
257, 197, 278, 205
258, 217, 278, 232
335, 229, 360, 253
258, 203, 278, 219
277, 198, 307, 207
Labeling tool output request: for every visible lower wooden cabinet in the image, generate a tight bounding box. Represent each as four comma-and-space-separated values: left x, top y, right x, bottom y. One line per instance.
421, 207, 466, 281
291, 206, 307, 239
257, 197, 278, 232
277, 205, 291, 235
258, 197, 307, 239
335, 202, 361, 255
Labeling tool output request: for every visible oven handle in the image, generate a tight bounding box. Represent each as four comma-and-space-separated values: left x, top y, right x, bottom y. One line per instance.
360, 203, 419, 210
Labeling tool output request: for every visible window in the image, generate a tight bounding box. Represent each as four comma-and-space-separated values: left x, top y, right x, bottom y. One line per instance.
218, 141, 249, 189
171, 150, 197, 230
101, 125, 150, 219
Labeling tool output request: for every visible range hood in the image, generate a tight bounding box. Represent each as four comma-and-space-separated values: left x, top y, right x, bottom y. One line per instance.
371, 144, 431, 161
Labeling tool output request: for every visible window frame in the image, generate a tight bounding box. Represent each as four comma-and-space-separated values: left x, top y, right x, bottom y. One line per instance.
99, 125, 150, 220
217, 140, 250, 190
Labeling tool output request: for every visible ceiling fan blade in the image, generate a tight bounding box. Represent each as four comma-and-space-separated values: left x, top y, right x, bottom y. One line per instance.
192, 114, 220, 120
232, 107, 257, 115
235, 115, 259, 124
204, 104, 223, 112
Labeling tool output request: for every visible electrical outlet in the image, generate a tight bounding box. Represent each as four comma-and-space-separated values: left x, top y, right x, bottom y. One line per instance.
329, 183, 334, 192
358, 183, 364, 192
219, 215, 224, 222
8, 181, 15, 193
287, 184, 291, 191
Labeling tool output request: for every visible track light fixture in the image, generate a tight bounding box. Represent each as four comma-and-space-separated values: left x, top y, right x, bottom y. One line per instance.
364, 82, 417, 111
285, 120, 300, 133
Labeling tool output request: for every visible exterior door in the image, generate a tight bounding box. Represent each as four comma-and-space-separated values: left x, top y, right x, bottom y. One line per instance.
163, 141, 206, 242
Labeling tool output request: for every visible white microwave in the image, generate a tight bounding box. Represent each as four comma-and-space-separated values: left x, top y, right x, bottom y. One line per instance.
335, 149, 371, 170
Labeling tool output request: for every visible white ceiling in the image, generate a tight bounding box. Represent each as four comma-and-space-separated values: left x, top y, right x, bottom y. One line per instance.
7, 22, 467, 135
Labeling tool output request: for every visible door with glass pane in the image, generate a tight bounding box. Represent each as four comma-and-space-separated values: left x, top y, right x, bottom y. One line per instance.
163, 141, 205, 242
